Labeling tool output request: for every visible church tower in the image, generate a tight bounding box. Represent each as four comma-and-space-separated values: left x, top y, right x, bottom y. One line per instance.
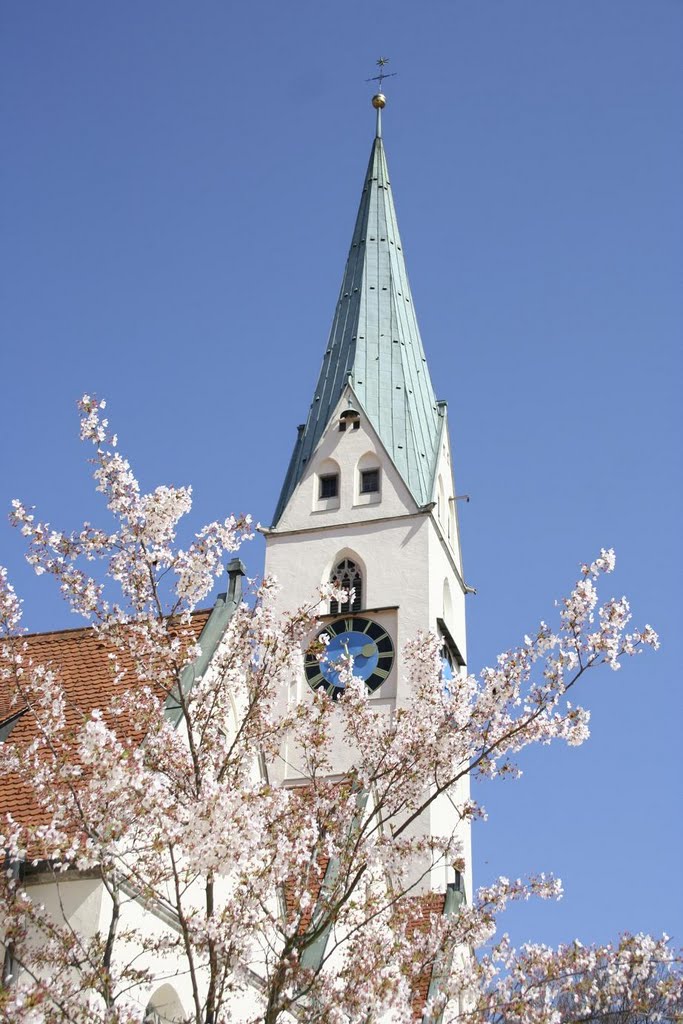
263, 93, 471, 900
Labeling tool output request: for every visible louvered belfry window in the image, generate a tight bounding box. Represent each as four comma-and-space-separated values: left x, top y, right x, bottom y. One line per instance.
330, 558, 362, 615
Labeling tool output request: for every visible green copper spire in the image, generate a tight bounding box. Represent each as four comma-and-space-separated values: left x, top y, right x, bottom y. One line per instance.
272, 99, 443, 526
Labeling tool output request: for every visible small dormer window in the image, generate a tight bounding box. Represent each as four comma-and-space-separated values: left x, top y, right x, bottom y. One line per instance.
355, 454, 381, 506
319, 474, 339, 499
360, 468, 380, 494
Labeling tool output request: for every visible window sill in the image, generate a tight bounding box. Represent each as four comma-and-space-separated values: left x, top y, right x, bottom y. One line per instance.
318, 605, 399, 621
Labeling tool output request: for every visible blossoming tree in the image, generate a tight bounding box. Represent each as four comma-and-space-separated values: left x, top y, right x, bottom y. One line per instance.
0, 398, 680, 1024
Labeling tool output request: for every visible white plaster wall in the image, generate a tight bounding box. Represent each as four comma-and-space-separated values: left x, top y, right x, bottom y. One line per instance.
266, 389, 473, 900
424, 426, 473, 900
429, 410, 465, 582
276, 387, 417, 535
23, 874, 104, 940
425, 517, 472, 901
2, 876, 105, 1002
427, 517, 467, 664
266, 515, 432, 707
99, 886, 195, 1022
6, 875, 194, 1022
266, 515, 430, 785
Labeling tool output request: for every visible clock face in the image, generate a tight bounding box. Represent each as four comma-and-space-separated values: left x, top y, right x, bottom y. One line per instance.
304, 616, 395, 699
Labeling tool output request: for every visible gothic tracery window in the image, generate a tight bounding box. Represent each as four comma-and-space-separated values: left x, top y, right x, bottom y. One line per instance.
329, 558, 363, 615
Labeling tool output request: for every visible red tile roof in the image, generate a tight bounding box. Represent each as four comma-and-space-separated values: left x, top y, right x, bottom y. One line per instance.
283, 877, 447, 1019
0, 612, 211, 828
283, 855, 331, 935
2, 620, 452, 1019
406, 892, 448, 1019
279, 787, 449, 1019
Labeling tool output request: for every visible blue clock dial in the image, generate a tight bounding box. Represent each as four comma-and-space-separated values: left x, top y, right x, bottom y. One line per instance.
304, 616, 394, 698
322, 631, 379, 687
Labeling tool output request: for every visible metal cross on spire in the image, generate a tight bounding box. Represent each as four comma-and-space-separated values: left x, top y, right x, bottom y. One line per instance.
366, 57, 396, 134
366, 56, 397, 92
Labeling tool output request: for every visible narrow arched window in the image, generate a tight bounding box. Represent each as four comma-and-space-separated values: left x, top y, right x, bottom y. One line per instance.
330, 558, 362, 615
144, 984, 185, 1024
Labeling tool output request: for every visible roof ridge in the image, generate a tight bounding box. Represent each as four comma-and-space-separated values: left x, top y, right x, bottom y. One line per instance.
19, 607, 213, 642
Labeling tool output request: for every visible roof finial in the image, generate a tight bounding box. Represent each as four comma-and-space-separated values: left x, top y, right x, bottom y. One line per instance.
366, 57, 396, 137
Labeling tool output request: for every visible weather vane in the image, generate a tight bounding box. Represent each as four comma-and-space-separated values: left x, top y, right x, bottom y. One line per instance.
366, 56, 397, 92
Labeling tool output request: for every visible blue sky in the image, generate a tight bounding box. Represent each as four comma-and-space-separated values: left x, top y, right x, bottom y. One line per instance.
2, 2, 681, 954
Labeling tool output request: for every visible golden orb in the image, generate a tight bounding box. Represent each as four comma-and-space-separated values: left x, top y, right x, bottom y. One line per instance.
371, 93, 386, 109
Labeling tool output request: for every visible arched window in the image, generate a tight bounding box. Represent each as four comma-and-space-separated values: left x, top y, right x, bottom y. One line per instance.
314, 457, 341, 511
356, 451, 382, 505
144, 985, 185, 1023
329, 558, 363, 615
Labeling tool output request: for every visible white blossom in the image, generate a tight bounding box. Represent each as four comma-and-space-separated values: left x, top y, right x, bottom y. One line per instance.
0, 400, 678, 1024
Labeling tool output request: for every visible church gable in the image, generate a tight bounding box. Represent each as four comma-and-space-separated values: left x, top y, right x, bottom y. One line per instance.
273, 386, 419, 533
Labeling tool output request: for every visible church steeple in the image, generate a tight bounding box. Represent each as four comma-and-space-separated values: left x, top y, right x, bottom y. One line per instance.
265, 91, 470, 901
272, 96, 443, 526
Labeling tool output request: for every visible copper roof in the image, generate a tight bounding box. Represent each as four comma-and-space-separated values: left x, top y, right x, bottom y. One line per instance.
272, 110, 444, 526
